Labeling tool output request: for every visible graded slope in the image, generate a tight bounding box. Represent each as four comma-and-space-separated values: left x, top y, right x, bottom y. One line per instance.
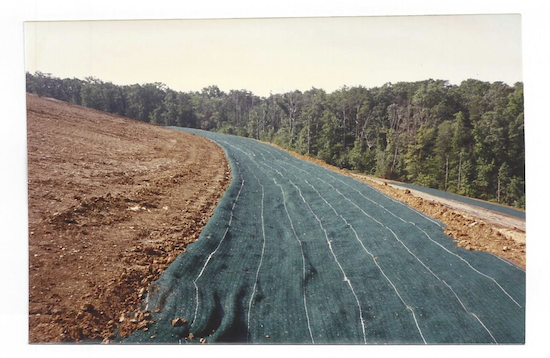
126, 128, 525, 344
27, 95, 230, 342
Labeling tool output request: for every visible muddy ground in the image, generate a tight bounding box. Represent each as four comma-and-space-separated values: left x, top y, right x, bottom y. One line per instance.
27, 94, 231, 343
267, 143, 526, 269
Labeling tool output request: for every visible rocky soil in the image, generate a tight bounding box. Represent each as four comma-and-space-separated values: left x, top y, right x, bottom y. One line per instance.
27, 94, 231, 343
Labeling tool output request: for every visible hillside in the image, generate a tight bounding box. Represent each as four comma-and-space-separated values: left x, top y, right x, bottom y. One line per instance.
27, 94, 230, 342
265, 145, 525, 268
122, 128, 525, 344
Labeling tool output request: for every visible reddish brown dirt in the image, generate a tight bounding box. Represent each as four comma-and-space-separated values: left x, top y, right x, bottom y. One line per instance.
359, 180, 526, 268
27, 94, 231, 343
265, 142, 526, 269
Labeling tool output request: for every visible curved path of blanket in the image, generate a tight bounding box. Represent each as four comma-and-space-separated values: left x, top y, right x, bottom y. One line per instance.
125, 128, 525, 344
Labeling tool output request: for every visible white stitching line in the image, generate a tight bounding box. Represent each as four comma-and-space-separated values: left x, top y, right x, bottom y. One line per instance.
278, 165, 424, 343
190, 157, 246, 326
223, 140, 316, 342
410, 222, 522, 308
246, 168, 267, 342
272, 149, 443, 228
253, 145, 426, 342
301, 179, 430, 343
323, 171, 522, 309
279, 160, 508, 340
321, 169, 443, 228
442, 280, 498, 343
231, 141, 317, 342
278, 171, 367, 344
275, 157, 497, 343
245, 138, 521, 341
231, 139, 511, 343
273, 177, 315, 343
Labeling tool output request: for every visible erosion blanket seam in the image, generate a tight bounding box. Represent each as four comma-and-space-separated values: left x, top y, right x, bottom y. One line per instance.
124, 128, 525, 344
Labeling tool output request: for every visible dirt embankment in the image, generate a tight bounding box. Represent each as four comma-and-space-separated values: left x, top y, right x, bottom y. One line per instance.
27, 94, 231, 343
266, 143, 526, 269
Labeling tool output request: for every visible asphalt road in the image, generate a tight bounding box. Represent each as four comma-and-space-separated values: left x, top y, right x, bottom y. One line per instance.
389, 181, 525, 220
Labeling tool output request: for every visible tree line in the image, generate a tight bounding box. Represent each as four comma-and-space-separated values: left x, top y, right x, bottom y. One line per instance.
26, 71, 525, 208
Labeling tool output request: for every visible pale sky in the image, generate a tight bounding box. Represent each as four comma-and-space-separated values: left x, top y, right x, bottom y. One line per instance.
25, 15, 522, 97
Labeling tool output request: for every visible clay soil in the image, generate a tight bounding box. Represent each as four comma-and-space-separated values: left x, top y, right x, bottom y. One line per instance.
27, 94, 231, 343
266, 143, 526, 270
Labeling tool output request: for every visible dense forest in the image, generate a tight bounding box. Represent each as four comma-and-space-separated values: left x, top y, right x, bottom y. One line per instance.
26, 71, 525, 208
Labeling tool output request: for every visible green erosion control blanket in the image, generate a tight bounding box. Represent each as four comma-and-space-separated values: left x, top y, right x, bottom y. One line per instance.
125, 128, 525, 344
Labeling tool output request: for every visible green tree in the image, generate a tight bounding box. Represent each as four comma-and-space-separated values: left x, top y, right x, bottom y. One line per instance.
25, 72, 524, 208
435, 120, 454, 190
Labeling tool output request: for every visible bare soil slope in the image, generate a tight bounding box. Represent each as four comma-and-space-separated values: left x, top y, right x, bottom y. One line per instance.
27, 94, 230, 343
